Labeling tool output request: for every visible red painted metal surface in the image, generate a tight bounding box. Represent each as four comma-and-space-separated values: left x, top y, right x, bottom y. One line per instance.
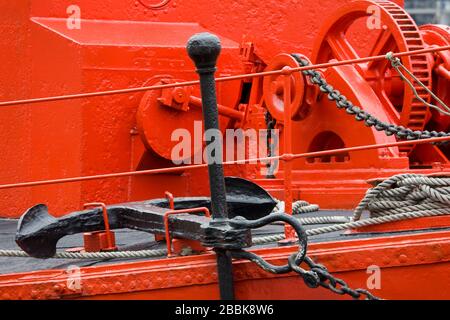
420, 24, 450, 133
83, 203, 117, 252
0, 136, 448, 191
0, 230, 450, 300
164, 207, 210, 257
0, 0, 449, 300
312, 0, 432, 156
0, 0, 426, 218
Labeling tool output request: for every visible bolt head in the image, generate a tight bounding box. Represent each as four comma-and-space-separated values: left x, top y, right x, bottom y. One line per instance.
281, 66, 293, 75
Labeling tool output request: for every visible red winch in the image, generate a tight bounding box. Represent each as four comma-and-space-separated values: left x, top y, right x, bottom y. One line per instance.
0, 0, 449, 301
0, 1, 449, 218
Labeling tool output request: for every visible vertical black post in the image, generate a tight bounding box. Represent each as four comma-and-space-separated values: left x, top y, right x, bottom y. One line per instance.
187, 33, 235, 300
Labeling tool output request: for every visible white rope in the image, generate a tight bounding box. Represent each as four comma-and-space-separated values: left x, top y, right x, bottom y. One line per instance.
255, 174, 450, 244
272, 199, 320, 214
353, 173, 450, 220
0, 248, 168, 259
253, 208, 450, 244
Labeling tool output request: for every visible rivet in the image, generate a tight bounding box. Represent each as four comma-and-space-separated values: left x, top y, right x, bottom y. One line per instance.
399, 254, 408, 263
53, 284, 62, 293
85, 284, 94, 294
184, 275, 193, 284
115, 282, 123, 291
258, 268, 267, 277
348, 259, 356, 268
196, 274, 204, 283
155, 277, 163, 287
30, 290, 38, 300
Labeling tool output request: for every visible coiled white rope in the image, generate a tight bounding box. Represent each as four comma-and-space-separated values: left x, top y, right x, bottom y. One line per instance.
272, 199, 320, 214
353, 173, 450, 220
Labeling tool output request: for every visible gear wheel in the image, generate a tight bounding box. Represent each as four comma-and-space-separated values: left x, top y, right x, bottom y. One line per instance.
311, 0, 432, 154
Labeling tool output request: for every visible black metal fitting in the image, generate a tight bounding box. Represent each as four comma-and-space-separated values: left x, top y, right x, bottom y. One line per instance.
16, 177, 274, 259
187, 32, 236, 300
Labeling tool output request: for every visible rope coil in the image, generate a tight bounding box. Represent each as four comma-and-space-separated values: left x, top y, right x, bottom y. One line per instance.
353, 173, 450, 220
273, 199, 320, 214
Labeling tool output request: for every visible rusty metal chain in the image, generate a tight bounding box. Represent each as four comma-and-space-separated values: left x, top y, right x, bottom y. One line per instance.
265, 111, 278, 178
291, 54, 450, 142
299, 256, 381, 300
229, 214, 381, 300
230, 251, 380, 300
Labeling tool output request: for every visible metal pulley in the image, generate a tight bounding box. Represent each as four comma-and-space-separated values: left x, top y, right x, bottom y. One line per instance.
263, 53, 317, 122
137, 78, 245, 162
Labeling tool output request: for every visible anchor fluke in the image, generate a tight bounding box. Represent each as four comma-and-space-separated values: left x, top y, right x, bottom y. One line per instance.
15, 177, 276, 259
16, 204, 60, 259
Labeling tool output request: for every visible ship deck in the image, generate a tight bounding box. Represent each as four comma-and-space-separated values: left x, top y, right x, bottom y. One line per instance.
1, 210, 449, 275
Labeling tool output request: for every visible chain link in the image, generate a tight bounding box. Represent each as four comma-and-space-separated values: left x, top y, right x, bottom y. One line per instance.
230, 214, 381, 300
301, 256, 380, 300
265, 111, 278, 178
291, 54, 450, 142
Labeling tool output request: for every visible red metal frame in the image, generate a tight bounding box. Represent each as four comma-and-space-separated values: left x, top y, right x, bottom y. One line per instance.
0, 0, 449, 300
83, 203, 117, 252
1, 229, 450, 300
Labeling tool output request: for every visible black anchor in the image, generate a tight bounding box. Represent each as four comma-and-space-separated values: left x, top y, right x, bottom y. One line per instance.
15, 177, 276, 259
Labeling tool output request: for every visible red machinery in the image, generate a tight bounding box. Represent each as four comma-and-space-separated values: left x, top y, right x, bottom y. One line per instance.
0, 0, 450, 300
0, 0, 449, 218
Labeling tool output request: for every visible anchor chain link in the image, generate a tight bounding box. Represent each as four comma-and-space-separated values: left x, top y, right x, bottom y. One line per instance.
229, 213, 381, 300
298, 256, 380, 300
265, 111, 278, 178
291, 54, 450, 142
